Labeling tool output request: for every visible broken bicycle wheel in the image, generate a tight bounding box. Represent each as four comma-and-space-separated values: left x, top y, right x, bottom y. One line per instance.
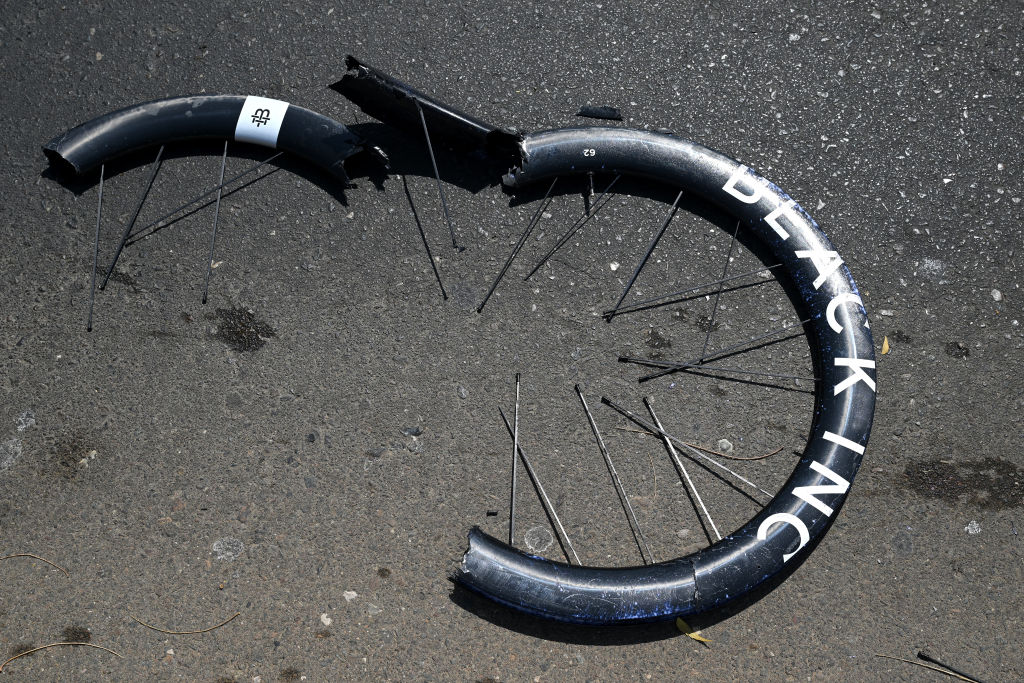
333, 58, 876, 625
46, 81, 877, 628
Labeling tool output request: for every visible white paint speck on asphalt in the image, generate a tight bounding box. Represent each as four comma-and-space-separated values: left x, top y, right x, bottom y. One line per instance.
15, 410, 35, 431
212, 537, 244, 561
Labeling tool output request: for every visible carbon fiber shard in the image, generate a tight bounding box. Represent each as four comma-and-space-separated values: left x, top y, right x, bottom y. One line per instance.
332, 55, 521, 164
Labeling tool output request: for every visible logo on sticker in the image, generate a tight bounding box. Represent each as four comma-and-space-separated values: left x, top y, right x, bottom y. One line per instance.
251, 108, 272, 127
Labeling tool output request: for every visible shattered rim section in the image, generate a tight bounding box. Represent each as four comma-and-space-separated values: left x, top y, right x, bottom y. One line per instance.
455, 127, 876, 624
332, 55, 521, 163
43, 95, 381, 184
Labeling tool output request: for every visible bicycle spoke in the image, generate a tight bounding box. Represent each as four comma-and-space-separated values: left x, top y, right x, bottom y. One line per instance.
100, 145, 164, 290
415, 101, 461, 251
509, 373, 521, 546
498, 407, 580, 565
642, 365, 815, 395
477, 178, 558, 313
86, 164, 105, 332
605, 190, 684, 321
643, 398, 720, 543
125, 152, 283, 245
524, 174, 621, 280
576, 385, 654, 565
202, 141, 229, 305
620, 357, 818, 383
402, 175, 448, 300
602, 264, 782, 319
698, 220, 741, 360
600, 396, 773, 500
637, 319, 811, 382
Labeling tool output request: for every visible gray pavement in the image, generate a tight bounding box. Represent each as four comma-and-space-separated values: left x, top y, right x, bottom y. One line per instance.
1, 1, 1021, 681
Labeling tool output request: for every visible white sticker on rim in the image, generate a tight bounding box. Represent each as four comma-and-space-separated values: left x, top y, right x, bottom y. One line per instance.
234, 95, 290, 148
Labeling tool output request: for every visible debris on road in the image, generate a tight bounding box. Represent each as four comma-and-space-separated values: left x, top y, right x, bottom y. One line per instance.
129, 611, 240, 635
0, 553, 69, 577
676, 617, 710, 645
0, 642, 122, 673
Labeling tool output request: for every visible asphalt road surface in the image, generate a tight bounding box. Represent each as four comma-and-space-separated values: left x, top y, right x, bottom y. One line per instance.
1, 1, 1021, 681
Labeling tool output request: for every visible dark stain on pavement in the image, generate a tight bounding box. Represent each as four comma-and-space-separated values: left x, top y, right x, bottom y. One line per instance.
901, 457, 1023, 509
944, 341, 969, 359
889, 329, 911, 344
61, 625, 91, 642
211, 307, 276, 352
50, 433, 93, 479
646, 328, 672, 349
